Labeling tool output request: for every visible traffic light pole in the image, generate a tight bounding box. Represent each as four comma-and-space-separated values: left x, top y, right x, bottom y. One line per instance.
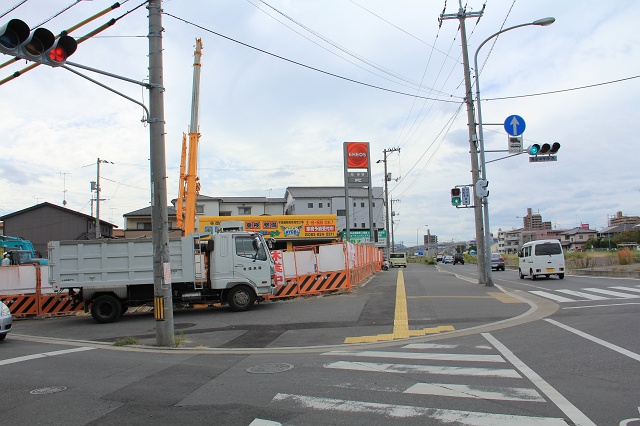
148, 0, 175, 347
440, 4, 488, 285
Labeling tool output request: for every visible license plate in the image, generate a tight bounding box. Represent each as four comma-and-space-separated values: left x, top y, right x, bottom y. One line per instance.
546, 268, 554, 273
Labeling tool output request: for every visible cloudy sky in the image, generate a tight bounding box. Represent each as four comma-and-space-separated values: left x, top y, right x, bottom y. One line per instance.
1, 0, 638, 246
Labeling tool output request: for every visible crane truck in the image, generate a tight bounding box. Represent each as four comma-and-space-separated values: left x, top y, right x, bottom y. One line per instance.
48, 224, 275, 323
0, 235, 48, 265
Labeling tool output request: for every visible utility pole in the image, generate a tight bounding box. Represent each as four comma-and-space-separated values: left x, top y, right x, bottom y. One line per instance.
378, 147, 400, 258
390, 198, 400, 251
148, 0, 174, 346
440, 2, 488, 285
94, 158, 112, 239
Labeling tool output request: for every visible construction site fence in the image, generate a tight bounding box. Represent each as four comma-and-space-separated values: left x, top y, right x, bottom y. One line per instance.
270, 242, 383, 299
0, 264, 84, 318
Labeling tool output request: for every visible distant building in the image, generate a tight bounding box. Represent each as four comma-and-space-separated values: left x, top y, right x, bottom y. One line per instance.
284, 186, 384, 234
522, 207, 552, 230
609, 211, 640, 227
559, 227, 598, 252
0, 202, 116, 256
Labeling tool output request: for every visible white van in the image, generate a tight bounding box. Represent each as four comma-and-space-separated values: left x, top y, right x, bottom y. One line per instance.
518, 239, 565, 280
389, 252, 407, 268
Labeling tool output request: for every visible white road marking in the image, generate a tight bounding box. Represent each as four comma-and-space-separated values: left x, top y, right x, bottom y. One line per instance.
249, 420, 281, 426
0, 347, 95, 366
272, 393, 567, 425
545, 319, 640, 362
556, 289, 608, 300
324, 360, 521, 378
402, 343, 493, 350
611, 286, 640, 294
563, 302, 640, 310
582, 288, 640, 299
529, 290, 575, 303
405, 382, 544, 402
402, 343, 459, 349
323, 350, 505, 362
482, 333, 597, 426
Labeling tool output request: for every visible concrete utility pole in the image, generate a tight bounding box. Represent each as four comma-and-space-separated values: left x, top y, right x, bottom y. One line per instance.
148, 0, 174, 346
390, 198, 400, 251
378, 147, 400, 258
440, 2, 488, 285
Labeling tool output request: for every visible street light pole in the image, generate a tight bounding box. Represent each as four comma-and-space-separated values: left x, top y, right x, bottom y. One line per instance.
416, 224, 428, 249
474, 17, 555, 287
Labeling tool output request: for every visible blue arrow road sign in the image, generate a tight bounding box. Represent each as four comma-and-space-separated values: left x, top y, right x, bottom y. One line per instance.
504, 115, 526, 136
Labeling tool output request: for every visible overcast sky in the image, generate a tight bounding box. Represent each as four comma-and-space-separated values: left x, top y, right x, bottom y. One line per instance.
1, 0, 638, 246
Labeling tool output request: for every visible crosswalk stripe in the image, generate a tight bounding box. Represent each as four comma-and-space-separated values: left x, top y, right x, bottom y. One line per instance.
272, 393, 567, 425
405, 382, 544, 402
529, 290, 575, 303
323, 350, 505, 362
556, 289, 608, 300
582, 288, 640, 298
324, 360, 522, 378
611, 286, 640, 294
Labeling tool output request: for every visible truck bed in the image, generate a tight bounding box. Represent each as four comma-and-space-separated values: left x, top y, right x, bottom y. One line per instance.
48, 237, 201, 291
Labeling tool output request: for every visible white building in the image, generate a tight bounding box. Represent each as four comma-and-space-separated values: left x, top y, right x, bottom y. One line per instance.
284, 186, 385, 233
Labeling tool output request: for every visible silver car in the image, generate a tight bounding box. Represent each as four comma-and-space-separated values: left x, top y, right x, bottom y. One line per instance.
0, 301, 12, 341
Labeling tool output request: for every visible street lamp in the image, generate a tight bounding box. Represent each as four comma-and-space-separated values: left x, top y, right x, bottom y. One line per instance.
416, 224, 428, 249
474, 17, 555, 287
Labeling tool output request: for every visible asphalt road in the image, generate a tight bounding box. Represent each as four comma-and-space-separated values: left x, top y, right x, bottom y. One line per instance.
1, 264, 639, 425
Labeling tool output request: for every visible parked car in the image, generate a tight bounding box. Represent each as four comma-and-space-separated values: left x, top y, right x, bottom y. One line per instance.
382, 259, 389, 271
0, 301, 12, 341
453, 253, 464, 265
443, 255, 454, 264
491, 253, 505, 271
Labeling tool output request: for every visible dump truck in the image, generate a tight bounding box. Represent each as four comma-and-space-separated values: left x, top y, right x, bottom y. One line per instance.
48, 230, 275, 323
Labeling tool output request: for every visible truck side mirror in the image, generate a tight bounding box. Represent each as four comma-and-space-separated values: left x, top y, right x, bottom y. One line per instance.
517, 250, 523, 258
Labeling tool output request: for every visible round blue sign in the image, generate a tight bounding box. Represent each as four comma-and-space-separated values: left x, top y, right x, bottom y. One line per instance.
504, 115, 526, 136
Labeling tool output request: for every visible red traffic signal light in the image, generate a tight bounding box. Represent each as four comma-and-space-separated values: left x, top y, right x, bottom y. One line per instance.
549, 142, 560, 154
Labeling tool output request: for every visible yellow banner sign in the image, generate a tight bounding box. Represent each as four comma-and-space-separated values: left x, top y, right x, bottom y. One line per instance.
199, 214, 338, 240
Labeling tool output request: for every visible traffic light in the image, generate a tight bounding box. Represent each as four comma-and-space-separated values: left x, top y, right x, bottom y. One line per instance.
527, 141, 561, 162
0, 19, 76, 66
475, 179, 489, 198
526, 144, 540, 155
451, 188, 461, 206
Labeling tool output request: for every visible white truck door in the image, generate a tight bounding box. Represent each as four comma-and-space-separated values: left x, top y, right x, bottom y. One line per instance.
232, 235, 269, 285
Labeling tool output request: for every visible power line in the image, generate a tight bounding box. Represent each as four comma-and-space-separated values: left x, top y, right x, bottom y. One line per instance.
484, 75, 640, 101
163, 12, 462, 103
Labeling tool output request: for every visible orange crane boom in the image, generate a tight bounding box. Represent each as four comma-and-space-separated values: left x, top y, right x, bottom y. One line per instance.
177, 38, 203, 235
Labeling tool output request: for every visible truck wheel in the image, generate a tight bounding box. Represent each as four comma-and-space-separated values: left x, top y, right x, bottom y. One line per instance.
0, 334, 6, 341
530, 270, 536, 281
519, 269, 524, 279
227, 286, 256, 312
91, 295, 122, 323
558, 273, 565, 279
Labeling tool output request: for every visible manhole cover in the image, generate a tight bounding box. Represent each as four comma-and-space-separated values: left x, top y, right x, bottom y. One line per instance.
246, 363, 294, 374
30, 386, 67, 395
